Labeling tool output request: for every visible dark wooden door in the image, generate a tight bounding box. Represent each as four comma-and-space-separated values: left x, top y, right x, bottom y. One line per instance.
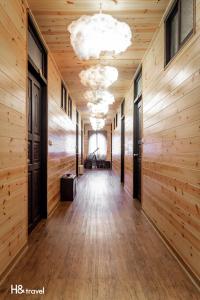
28, 73, 42, 232
121, 117, 125, 183
134, 99, 142, 201
76, 110, 79, 176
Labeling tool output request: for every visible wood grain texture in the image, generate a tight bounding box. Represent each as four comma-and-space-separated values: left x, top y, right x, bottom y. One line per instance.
124, 86, 134, 196
0, 170, 199, 299
1, 0, 199, 291
142, 0, 200, 281
0, 0, 82, 279
47, 56, 78, 214
111, 0, 200, 282
0, 0, 28, 279
112, 109, 121, 177
26, 0, 169, 122
112, 84, 134, 196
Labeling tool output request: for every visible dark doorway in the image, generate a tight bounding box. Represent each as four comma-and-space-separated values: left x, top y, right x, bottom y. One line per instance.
28, 73, 42, 231
76, 110, 79, 176
28, 16, 47, 233
121, 100, 125, 183
133, 68, 142, 201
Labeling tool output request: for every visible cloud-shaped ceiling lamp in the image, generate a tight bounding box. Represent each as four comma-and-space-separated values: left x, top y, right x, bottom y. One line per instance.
87, 102, 109, 115
79, 65, 118, 89
68, 13, 132, 60
84, 90, 115, 105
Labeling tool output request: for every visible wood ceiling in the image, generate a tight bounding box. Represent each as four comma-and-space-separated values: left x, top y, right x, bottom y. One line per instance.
28, 0, 170, 122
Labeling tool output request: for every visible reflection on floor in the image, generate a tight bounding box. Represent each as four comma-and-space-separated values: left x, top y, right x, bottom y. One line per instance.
0, 170, 199, 299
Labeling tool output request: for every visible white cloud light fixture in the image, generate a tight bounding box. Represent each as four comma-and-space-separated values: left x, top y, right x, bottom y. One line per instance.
84, 90, 115, 105
80, 65, 118, 89
88, 102, 109, 115
90, 117, 105, 131
68, 13, 132, 60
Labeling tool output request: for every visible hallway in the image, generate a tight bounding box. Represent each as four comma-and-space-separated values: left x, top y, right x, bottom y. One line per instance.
0, 170, 199, 299
0, 0, 200, 297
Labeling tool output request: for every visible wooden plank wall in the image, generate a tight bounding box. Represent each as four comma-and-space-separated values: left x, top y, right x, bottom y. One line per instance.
112, 112, 121, 177
0, 0, 81, 278
124, 87, 134, 196
142, 0, 200, 280
84, 124, 112, 162
112, 86, 134, 196
112, 0, 200, 280
48, 56, 78, 214
106, 125, 112, 163
0, 0, 28, 278
26, 0, 168, 123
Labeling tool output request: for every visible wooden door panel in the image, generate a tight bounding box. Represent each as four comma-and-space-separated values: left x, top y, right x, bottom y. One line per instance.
138, 100, 142, 199
32, 169, 40, 221
33, 83, 40, 135
28, 78, 32, 134
33, 142, 40, 162
28, 73, 42, 232
134, 99, 142, 201
121, 100, 125, 183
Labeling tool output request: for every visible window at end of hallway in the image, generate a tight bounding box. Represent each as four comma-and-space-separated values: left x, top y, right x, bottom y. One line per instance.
165, 0, 195, 66
88, 131, 107, 159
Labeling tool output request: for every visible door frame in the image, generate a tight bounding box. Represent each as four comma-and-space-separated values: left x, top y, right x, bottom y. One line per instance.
133, 66, 143, 202
28, 15, 48, 229
121, 99, 125, 183
133, 96, 142, 200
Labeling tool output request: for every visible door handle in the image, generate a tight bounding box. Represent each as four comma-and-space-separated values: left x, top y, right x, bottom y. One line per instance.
133, 153, 139, 157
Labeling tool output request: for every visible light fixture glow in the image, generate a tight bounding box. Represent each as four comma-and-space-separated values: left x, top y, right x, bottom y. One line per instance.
68, 13, 132, 60
88, 102, 109, 115
80, 65, 118, 89
90, 117, 105, 131
84, 90, 115, 105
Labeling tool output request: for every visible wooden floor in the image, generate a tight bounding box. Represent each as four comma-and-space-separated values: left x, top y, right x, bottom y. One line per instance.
0, 170, 199, 299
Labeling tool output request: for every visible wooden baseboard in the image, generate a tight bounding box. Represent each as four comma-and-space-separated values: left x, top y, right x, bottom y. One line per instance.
0, 243, 28, 286
142, 209, 200, 292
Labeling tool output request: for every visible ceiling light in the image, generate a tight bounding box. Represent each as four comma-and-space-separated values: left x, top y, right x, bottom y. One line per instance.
84, 90, 115, 105
90, 117, 105, 130
88, 102, 109, 115
80, 65, 118, 89
68, 13, 132, 60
